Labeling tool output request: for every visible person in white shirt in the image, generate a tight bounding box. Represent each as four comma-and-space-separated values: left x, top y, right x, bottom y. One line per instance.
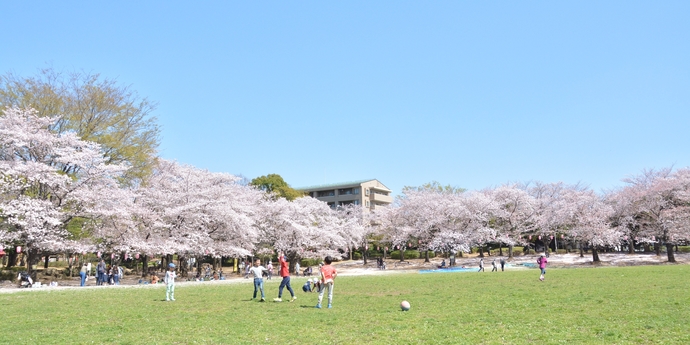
165, 263, 177, 301
249, 259, 267, 302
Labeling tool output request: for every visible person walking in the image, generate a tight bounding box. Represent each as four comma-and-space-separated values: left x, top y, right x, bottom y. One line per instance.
249, 259, 266, 302
165, 263, 177, 301
294, 261, 300, 276
315, 256, 337, 309
273, 251, 297, 302
96, 259, 106, 286
500, 258, 506, 271
538, 254, 548, 281
79, 263, 88, 286
491, 259, 498, 272
478, 258, 485, 272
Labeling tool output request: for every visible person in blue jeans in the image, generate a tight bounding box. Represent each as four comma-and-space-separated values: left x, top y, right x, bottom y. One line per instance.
79, 263, 88, 286
248, 259, 266, 302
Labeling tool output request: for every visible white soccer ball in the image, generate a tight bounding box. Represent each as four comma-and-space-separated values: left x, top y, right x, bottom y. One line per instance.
400, 300, 411, 311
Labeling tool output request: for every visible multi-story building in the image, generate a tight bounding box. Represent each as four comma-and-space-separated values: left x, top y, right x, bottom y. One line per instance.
298, 179, 393, 211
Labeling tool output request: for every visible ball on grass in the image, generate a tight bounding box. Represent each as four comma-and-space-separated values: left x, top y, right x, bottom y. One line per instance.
400, 300, 411, 311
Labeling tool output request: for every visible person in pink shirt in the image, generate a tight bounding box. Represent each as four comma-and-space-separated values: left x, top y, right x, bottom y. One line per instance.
273, 251, 297, 302
538, 254, 548, 281
315, 256, 337, 309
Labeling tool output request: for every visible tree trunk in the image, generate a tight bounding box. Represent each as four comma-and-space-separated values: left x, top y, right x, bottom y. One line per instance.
499, 245, 503, 256
141, 256, 149, 278
508, 245, 514, 259
424, 249, 430, 263
363, 246, 368, 265
654, 242, 661, 256
479, 246, 484, 258
400, 248, 405, 262
27, 248, 41, 277
579, 242, 584, 258
6, 249, 17, 268
666, 243, 676, 263
628, 240, 635, 254
592, 248, 600, 262
43, 254, 50, 269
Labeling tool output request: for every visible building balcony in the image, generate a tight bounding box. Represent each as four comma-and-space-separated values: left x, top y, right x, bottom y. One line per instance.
371, 193, 392, 204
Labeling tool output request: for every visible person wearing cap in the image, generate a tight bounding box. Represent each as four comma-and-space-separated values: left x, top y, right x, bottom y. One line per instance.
537, 254, 548, 281
165, 263, 177, 301
302, 278, 313, 292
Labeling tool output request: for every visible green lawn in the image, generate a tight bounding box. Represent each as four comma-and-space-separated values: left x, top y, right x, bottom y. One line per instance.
1, 265, 688, 344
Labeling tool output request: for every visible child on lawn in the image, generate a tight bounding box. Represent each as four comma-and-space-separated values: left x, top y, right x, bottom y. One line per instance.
273, 251, 296, 302
249, 259, 266, 301
165, 263, 177, 301
315, 256, 337, 309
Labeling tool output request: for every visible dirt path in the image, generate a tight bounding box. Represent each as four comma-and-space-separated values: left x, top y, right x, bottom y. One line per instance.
2, 252, 687, 293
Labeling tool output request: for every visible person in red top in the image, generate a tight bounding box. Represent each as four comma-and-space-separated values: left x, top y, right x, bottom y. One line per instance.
273, 251, 297, 302
315, 256, 338, 309
538, 254, 548, 281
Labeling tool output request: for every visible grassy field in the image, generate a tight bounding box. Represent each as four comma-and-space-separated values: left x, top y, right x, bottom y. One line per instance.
0, 264, 688, 344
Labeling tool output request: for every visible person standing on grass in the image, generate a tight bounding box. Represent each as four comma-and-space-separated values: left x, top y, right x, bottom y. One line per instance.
274, 251, 297, 302
500, 258, 506, 271
491, 259, 497, 272
295, 261, 300, 276
165, 263, 177, 301
249, 259, 266, 302
266, 259, 273, 280
538, 254, 548, 281
79, 263, 88, 286
478, 258, 485, 272
96, 259, 106, 285
112, 264, 121, 285
315, 256, 337, 309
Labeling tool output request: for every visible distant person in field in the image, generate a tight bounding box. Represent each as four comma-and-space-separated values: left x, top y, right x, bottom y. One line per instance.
266, 259, 273, 280
478, 258, 485, 272
249, 259, 266, 302
537, 254, 548, 281
295, 261, 301, 276
80, 263, 88, 286
96, 259, 106, 286
315, 256, 337, 309
500, 258, 506, 271
491, 259, 497, 272
273, 251, 297, 302
165, 263, 177, 301
440, 259, 446, 268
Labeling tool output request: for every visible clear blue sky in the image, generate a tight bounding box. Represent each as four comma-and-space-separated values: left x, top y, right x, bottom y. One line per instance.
2, 2, 689, 195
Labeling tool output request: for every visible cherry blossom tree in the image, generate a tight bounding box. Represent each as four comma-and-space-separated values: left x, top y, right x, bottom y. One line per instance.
0, 107, 128, 272
616, 168, 690, 262
130, 159, 262, 275
560, 188, 619, 262
488, 184, 536, 258
256, 196, 349, 270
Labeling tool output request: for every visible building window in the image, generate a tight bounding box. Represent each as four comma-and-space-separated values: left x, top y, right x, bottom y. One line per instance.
354, 188, 360, 194
365, 189, 369, 196
354, 200, 359, 205
338, 188, 354, 195
317, 190, 336, 197
365, 200, 370, 207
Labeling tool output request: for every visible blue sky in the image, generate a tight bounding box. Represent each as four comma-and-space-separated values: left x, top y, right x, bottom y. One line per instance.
2, 2, 689, 195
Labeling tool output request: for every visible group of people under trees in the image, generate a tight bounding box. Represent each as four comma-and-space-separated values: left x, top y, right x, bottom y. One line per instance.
77, 258, 123, 287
